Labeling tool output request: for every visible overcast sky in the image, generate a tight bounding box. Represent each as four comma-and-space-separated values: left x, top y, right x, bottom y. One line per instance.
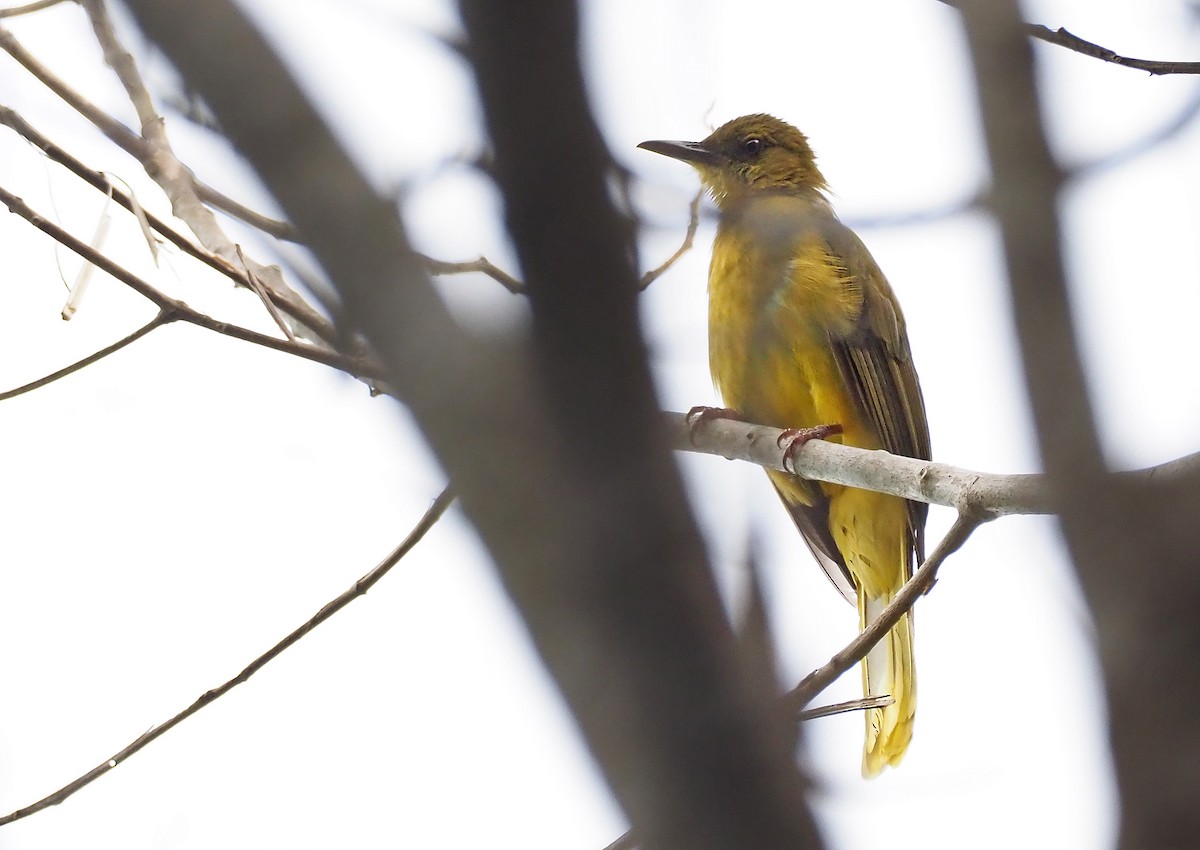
2, 1, 1198, 848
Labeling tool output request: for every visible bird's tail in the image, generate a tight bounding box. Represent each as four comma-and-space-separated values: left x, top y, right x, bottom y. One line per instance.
859, 590, 916, 777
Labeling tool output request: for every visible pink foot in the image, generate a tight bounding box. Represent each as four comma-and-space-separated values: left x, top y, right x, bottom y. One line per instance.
685, 405, 745, 445
778, 423, 843, 473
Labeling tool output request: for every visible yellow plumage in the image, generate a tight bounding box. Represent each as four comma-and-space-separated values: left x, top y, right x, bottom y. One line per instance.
641, 115, 930, 776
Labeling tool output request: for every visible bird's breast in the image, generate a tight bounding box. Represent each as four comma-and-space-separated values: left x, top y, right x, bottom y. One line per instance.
706, 212, 864, 437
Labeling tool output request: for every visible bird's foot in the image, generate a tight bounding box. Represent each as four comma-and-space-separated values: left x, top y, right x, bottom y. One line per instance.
685, 405, 745, 446
778, 423, 843, 474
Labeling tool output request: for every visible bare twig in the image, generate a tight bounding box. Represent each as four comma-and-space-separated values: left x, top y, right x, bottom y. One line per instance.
79, 0, 308, 329
0, 20, 297, 239
639, 189, 702, 290
1026, 23, 1200, 75
798, 695, 895, 722
237, 243, 296, 341
0, 487, 455, 826
0, 104, 337, 344
0, 24, 147, 153
418, 252, 526, 294
195, 185, 297, 240
0, 183, 379, 379
0, 0, 69, 18
783, 512, 982, 713
938, 0, 1200, 75
0, 313, 170, 401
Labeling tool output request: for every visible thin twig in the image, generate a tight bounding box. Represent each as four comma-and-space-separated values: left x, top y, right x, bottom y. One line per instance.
80, 0, 306, 325
0, 104, 336, 344
0, 487, 456, 826
419, 252, 526, 294
937, 0, 1200, 75
0, 312, 170, 401
639, 189, 702, 291
237, 243, 296, 341
0, 183, 380, 379
797, 695, 895, 722
1026, 24, 1200, 75
197, 184, 298, 240
783, 512, 983, 713
0, 20, 296, 237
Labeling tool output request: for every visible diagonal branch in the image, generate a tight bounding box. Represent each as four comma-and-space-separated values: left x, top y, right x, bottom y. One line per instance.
77, 0, 313, 332
783, 512, 983, 712
0, 104, 337, 344
0, 21, 295, 238
0, 487, 455, 827
0, 183, 379, 380
639, 189, 702, 291
938, 0, 1200, 75
0, 312, 171, 400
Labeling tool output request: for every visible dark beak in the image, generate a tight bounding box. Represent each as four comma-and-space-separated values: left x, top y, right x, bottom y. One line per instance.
637, 139, 725, 167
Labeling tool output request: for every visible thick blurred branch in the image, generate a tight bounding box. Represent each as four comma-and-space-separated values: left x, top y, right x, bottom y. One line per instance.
959, 3, 1200, 849
118, 2, 824, 849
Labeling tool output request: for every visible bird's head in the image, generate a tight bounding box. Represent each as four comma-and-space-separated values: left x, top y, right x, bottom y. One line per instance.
639, 114, 827, 209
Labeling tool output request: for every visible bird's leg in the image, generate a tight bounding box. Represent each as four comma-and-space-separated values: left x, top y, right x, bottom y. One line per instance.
685, 405, 746, 446
778, 423, 843, 474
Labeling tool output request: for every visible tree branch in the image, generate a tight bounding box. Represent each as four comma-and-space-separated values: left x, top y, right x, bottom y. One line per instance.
783, 512, 982, 713
0, 18, 298, 239
0, 183, 378, 380
418, 251, 526, 294
78, 0, 313, 334
0, 312, 170, 400
638, 189, 702, 290
0, 487, 455, 827
959, 3, 1200, 847
938, 0, 1200, 75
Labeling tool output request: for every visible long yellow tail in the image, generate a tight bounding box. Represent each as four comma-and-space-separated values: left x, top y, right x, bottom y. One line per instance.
860, 591, 916, 777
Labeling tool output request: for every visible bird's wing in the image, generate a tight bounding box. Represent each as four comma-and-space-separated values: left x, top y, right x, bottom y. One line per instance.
821, 219, 932, 570
775, 486, 859, 604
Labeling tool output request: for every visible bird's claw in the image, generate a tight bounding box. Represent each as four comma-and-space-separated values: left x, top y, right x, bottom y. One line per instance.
778, 423, 843, 473
685, 406, 745, 446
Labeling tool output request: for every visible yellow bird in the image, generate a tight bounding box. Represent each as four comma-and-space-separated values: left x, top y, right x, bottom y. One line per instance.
640, 115, 930, 776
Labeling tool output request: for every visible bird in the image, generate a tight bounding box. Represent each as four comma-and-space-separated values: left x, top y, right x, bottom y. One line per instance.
639, 114, 930, 776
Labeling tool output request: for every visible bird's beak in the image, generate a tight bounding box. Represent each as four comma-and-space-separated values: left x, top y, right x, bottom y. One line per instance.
637, 139, 725, 167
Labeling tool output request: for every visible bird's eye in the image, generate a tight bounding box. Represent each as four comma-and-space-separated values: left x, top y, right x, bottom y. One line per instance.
742, 137, 763, 156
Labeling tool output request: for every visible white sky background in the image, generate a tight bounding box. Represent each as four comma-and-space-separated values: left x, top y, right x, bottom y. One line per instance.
1, 0, 1197, 848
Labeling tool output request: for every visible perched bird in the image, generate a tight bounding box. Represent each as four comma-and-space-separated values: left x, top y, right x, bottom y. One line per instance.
640, 115, 930, 776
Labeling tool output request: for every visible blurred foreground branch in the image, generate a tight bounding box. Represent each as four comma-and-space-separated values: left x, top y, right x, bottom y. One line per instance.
960, 3, 1200, 848
118, 3, 826, 850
